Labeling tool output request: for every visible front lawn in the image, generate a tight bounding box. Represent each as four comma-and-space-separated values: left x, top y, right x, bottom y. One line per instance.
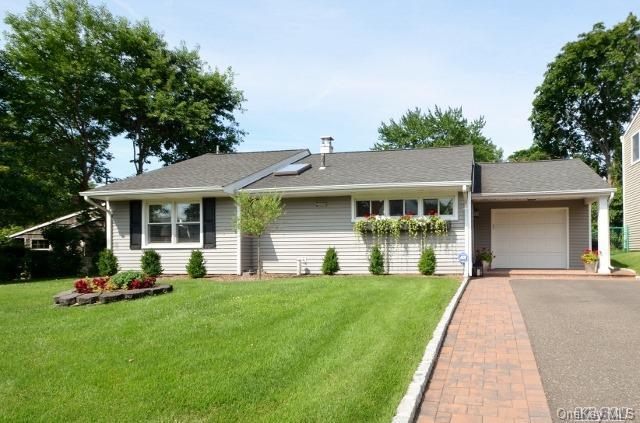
611, 251, 640, 273
0, 275, 459, 422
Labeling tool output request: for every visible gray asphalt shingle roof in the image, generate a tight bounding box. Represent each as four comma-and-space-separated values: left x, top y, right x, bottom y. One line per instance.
246, 145, 474, 190
84, 149, 308, 193
475, 159, 610, 194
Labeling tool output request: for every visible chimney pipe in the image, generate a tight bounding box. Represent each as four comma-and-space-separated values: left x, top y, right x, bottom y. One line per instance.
319, 136, 333, 170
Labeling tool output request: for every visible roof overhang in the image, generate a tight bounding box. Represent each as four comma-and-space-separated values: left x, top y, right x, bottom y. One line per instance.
8, 208, 98, 238
79, 186, 226, 201
472, 188, 616, 202
242, 181, 472, 197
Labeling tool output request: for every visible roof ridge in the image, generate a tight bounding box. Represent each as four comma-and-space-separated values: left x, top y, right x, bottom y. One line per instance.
479, 158, 573, 165
207, 148, 308, 156
303, 145, 473, 156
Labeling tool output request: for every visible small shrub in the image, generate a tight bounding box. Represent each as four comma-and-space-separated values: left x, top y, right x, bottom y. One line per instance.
141, 249, 163, 276
369, 245, 385, 275
98, 249, 119, 276
321, 247, 340, 275
111, 270, 145, 289
186, 250, 206, 278
418, 247, 437, 275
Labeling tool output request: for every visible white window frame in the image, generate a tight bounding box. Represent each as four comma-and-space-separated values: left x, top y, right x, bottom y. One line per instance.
351, 193, 458, 222
633, 132, 640, 165
142, 199, 203, 249
30, 239, 51, 251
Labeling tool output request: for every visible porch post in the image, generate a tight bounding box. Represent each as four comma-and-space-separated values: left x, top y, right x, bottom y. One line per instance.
106, 200, 112, 250
597, 195, 611, 274
236, 202, 242, 275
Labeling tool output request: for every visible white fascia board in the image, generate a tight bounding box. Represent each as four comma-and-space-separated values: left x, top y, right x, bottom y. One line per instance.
80, 186, 225, 198
622, 108, 640, 138
472, 188, 616, 201
223, 150, 311, 194
8, 209, 95, 238
242, 181, 472, 195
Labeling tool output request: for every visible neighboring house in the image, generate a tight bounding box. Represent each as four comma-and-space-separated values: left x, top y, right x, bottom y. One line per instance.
622, 109, 640, 251
9, 209, 104, 251
80, 139, 615, 276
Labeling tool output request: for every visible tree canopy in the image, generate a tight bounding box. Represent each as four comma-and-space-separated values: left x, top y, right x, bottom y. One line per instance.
0, 0, 245, 227
507, 146, 550, 162
373, 106, 503, 162
530, 14, 640, 183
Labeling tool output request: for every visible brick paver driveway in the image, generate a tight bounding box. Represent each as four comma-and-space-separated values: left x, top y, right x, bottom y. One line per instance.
417, 277, 552, 423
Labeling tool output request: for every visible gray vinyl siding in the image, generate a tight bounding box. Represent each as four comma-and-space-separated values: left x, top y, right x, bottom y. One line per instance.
241, 235, 254, 272
110, 199, 238, 274
623, 116, 640, 250
473, 200, 589, 269
254, 193, 467, 275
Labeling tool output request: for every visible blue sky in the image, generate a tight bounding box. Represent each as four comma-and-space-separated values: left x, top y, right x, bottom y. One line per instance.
1, 0, 637, 179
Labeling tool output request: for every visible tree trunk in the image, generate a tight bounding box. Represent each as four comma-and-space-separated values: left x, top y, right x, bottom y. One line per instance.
257, 235, 261, 280
604, 149, 613, 186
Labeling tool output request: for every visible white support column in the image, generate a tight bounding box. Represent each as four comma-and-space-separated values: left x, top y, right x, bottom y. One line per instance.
597, 195, 611, 274
106, 200, 112, 250
463, 186, 473, 277
236, 202, 242, 276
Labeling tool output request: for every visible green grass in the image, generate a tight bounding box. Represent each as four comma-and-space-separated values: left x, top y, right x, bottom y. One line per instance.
611, 251, 640, 273
0, 275, 459, 422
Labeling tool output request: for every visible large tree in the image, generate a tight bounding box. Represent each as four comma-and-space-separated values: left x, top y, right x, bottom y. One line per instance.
530, 14, 640, 183
113, 25, 245, 174
373, 106, 503, 162
507, 146, 550, 162
2, 0, 121, 192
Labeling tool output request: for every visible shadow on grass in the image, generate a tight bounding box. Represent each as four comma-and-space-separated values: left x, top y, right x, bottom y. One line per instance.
0, 276, 76, 286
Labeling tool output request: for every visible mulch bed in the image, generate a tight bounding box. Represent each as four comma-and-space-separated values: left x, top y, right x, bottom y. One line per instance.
53, 284, 173, 306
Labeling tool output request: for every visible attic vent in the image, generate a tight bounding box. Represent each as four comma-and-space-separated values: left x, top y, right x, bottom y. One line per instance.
274, 163, 311, 176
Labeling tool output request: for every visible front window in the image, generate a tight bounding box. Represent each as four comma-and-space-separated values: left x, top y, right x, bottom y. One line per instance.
146, 201, 201, 246
176, 203, 200, 243
423, 197, 455, 217
389, 199, 418, 216
148, 203, 172, 243
633, 133, 639, 163
355, 200, 384, 217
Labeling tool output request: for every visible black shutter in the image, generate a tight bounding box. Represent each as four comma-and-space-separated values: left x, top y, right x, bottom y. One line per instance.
203, 197, 216, 249
129, 200, 142, 250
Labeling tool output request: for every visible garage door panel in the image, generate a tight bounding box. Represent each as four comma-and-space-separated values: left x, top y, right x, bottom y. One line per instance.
492, 208, 568, 269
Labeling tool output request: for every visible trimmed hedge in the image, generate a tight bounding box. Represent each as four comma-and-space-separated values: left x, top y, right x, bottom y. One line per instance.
321, 247, 340, 275
369, 245, 385, 275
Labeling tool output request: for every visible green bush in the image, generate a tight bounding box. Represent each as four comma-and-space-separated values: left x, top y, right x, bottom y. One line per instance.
111, 270, 145, 289
98, 249, 119, 276
321, 247, 340, 275
186, 250, 206, 278
0, 243, 26, 282
42, 224, 81, 277
369, 245, 385, 275
141, 249, 163, 276
418, 247, 437, 275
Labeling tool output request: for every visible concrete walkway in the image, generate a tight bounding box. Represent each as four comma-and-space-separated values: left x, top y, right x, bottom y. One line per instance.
416, 277, 552, 423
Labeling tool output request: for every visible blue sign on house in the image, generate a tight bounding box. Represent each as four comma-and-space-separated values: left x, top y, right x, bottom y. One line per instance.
457, 252, 468, 265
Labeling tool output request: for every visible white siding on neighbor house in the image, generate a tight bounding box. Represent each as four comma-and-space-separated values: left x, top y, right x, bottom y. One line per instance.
623, 116, 640, 250
253, 193, 467, 275
110, 198, 238, 274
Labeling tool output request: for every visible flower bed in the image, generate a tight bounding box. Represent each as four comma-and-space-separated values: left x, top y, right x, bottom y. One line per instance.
54, 274, 173, 306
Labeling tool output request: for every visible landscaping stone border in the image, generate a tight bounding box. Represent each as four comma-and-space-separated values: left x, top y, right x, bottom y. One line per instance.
53, 284, 173, 306
391, 276, 470, 423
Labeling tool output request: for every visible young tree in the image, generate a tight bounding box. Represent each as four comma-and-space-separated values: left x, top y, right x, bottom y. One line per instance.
530, 14, 640, 183
232, 192, 283, 279
373, 106, 503, 162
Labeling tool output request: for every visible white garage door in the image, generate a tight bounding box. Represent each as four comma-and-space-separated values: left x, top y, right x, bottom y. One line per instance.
491, 208, 568, 269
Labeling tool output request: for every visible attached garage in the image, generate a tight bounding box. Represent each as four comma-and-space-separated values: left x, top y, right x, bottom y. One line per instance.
490, 208, 569, 269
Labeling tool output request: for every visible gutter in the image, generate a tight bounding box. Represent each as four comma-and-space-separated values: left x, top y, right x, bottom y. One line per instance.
242, 180, 473, 194
472, 188, 616, 200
